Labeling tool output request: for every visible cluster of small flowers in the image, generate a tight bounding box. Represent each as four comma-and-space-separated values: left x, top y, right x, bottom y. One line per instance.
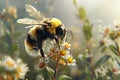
33, 40, 76, 70
0, 56, 28, 80
59, 42, 76, 66
98, 23, 120, 47
47, 41, 76, 67
95, 57, 120, 79
98, 25, 113, 46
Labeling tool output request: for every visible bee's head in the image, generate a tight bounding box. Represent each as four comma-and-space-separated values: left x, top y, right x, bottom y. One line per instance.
44, 18, 66, 40
50, 18, 66, 40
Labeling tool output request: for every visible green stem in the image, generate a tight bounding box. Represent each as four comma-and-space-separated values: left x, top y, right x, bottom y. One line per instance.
53, 54, 60, 80
86, 40, 96, 80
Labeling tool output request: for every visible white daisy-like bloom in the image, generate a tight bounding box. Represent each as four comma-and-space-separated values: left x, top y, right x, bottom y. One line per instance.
59, 49, 70, 57
78, 54, 83, 60
1, 56, 17, 71
105, 37, 114, 45
62, 42, 71, 50
98, 25, 111, 35
65, 55, 76, 66
95, 65, 108, 77
14, 58, 29, 79
109, 58, 120, 75
99, 37, 115, 47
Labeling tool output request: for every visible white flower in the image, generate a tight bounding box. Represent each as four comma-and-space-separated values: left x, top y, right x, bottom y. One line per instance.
78, 54, 83, 60
103, 37, 114, 46
98, 26, 111, 35
62, 42, 71, 50
109, 58, 120, 75
95, 65, 108, 77
65, 55, 76, 66
1, 56, 17, 71
14, 58, 29, 79
59, 49, 70, 57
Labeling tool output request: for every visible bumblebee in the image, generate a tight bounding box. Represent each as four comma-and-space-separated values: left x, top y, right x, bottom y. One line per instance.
17, 4, 66, 59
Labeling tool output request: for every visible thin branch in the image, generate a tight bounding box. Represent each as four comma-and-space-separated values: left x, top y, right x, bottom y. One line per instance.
53, 54, 60, 80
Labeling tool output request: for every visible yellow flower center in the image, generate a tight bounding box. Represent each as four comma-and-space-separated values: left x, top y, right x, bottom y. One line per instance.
39, 62, 46, 69
16, 67, 22, 78
59, 50, 67, 56
67, 57, 73, 63
104, 28, 109, 34
112, 68, 118, 72
64, 43, 71, 49
51, 55, 57, 61
6, 61, 14, 68
59, 59, 66, 65
50, 48, 55, 52
17, 67, 22, 73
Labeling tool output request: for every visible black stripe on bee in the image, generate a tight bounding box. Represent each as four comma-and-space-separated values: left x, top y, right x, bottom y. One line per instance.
27, 34, 37, 47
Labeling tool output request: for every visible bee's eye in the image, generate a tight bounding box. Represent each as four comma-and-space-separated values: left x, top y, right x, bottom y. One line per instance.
56, 26, 65, 39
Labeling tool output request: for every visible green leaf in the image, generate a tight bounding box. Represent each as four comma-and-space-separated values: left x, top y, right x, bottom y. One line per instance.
100, 46, 107, 53
83, 19, 92, 41
46, 67, 54, 76
58, 75, 72, 80
94, 55, 111, 69
109, 45, 119, 56
79, 7, 86, 20
73, 0, 77, 7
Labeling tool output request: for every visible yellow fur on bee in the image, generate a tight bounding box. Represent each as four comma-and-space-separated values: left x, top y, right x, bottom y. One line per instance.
28, 25, 41, 39
49, 18, 62, 28
47, 18, 62, 34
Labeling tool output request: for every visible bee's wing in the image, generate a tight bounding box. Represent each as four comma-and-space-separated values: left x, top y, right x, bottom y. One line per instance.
17, 18, 48, 26
17, 18, 41, 24
25, 4, 46, 20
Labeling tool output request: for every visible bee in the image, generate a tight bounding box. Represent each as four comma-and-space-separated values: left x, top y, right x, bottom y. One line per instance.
17, 4, 66, 60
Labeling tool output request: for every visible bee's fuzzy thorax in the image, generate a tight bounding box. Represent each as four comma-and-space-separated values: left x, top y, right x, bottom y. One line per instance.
49, 18, 62, 28
45, 18, 62, 34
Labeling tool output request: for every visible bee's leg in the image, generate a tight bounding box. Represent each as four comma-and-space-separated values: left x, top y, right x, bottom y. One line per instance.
54, 37, 60, 49
37, 39, 45, 61
40, 48, 45, 58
